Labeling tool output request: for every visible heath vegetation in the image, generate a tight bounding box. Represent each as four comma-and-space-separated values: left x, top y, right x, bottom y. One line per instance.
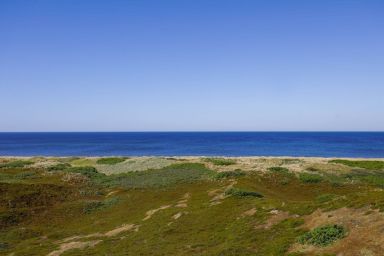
1, 157, 384, 255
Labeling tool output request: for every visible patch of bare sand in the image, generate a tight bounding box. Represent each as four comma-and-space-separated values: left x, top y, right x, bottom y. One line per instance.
175, 193, 190, 208
48, 240, 102, 256
143, 205, 171, 221
104, 223, 139, 236
208, 180, 237, 206
242, 208, 257, 217
53, 224, 139, 256
290, 207, 384, 256
172, 211, 188, 220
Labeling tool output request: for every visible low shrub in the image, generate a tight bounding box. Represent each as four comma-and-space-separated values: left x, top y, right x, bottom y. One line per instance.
102, 163, 215, 188
47, 163, 71, 171
316, 194, 336, 203
330, 160, 384, 170
299, 173, 323, 183
225, 188, 263, 198
297, 224, 346, 246
66, 166, 105, 179
268, 167, 290, 173
83, 197, 119, 214
96, 157, 126, 165
14, 171, 37, 180
0, 160, 34, 169
342, 169, 384, 188
267, 167, 294, 185
215, 169, 245, 179
205, 158, 236, 166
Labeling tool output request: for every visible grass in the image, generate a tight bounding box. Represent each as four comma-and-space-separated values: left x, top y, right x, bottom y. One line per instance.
268, 166, 290, 173
342, 169, 384, 188
83, 197, 120, 214
299, 173, 323, 183
0, 160, 34, 169
66, 166, 106, 179
225, 187, 263, 198
316, 194, 336, 203
47, 163, 71, 171
205, 158, 236, 166
100, 163, 215, 188
214, 169, 245, 179
2, 157, 384, 255
330, 159, 384, 170
298, 224, 346, 246
96, 157, 126, 165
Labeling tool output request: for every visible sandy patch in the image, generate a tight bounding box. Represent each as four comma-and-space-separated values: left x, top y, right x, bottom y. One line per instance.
143, 205, 172, 221
172, 211, 188, 220
48, 240, 102, 256
242, 208, 257, 217
209, 180, 236, 206
175, 193, 190, 208
104, 224, 139, 236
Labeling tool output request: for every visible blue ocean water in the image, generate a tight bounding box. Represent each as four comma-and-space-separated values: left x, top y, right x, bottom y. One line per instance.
0, 132, 383, 157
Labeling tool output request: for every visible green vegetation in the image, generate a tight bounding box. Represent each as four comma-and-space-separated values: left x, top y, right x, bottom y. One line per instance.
342, 169, 384, 188
268, 166, 290, 173
205, 157, 236, 166
225, 187, 263, 198
299, 172, 323, 183
47, 163, 71, 171
61, 166, 106, 181
96, 157, 126, 165
298, 224, 346, 246
316, 194, 336, 203
215, 169, 245, 179
2, 157, 384, 255
0, 160, 33, 168
330, 159, 384, 170
102, 163, 215, 188
83, 197, 120, 214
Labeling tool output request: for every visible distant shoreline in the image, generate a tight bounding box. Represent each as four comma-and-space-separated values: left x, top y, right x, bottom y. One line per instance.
1, 156, 384, 160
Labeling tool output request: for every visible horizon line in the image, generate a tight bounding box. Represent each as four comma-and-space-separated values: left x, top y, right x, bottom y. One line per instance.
0, 131, 383, 133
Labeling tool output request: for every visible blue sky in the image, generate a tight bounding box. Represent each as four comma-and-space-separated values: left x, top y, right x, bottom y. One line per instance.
1, 0, 383, 131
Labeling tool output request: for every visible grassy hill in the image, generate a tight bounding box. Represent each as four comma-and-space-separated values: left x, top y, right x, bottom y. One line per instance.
1, 157, 384, 255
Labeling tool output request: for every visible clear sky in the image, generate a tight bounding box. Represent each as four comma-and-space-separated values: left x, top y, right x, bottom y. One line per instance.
1, 0, 383, 131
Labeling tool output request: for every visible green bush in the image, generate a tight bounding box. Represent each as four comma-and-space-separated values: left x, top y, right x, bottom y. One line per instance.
330, 160, 384, 170
268, 167, 290, 173
0, 160, 34, 169
205, 158, 236, 166
225, 188, 263, 198
47, 163, 71, 171
96, 157, 126, 165
299, 173, 323, 183
298, 224, 346, 246
66, 166, 105, 179
215, 169, 245, 179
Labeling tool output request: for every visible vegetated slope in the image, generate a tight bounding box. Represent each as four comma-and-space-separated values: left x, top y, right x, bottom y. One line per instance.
1, 157, 384, 255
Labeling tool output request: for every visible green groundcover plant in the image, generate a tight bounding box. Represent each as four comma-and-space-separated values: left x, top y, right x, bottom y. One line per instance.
298, 224, 346, 247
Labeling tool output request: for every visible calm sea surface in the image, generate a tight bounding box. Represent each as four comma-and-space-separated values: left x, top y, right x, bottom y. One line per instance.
0, 132, 383, 157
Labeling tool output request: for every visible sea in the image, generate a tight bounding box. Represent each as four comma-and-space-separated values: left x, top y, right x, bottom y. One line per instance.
0, 132, 383, 157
